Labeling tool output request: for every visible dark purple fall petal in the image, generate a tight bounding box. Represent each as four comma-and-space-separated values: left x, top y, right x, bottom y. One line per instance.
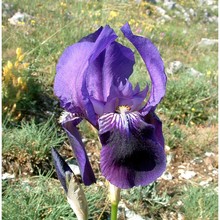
51, 147, 73, 193
121, 23, 167, 115
98, 112, 166, 189
62, 117, 96, 185
144, 111, 165, 148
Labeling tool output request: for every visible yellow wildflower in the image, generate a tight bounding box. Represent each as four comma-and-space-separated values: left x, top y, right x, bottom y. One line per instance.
18, 21, 25, 26
7, 61, 13, 70
31, 20, 36, 25
18, 54, 24, 62
206, 70, 211, 77
191, 108, 195, 112
3, 66, 10, 76
60, 2, 67, 7
22, 63, 29, 68
109, 11, 118, 20
16, 48, 22, 57
129, 19, 135, 25
14, 61, 20, 68
17, 77, 23, 85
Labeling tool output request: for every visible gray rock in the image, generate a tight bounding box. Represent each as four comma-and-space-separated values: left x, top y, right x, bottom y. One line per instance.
161, 171, 173, 180
166, 61, 183, 74
2, 172, 15, 180
175, 3, 186, 13
135, 0, 158, 3
183, 11, 191, 24
189, 8, 197, 17
157, 14, 172, 24
186, 67, 203, 77
119, 202, 146, 220
199, 0, 216, 5
198, 38, 218, 48
155, 6, 166, 16
163, 0, 176, 10
179, 170, 196, 180
8, 11, 32, 25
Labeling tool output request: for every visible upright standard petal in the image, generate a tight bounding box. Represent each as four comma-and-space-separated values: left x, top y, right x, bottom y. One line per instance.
62, 117, 96, 185
54, 42, 94, 114
121, 23, 167, 115
98, 112, 166, 189
54, 25, 118, 124
85, 41, 135, 103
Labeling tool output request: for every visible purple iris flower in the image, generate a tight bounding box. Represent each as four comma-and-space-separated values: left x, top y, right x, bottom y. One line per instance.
54, 23, 167, 189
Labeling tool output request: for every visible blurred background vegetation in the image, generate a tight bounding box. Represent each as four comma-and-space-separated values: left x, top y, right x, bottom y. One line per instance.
2, 0, 218, 219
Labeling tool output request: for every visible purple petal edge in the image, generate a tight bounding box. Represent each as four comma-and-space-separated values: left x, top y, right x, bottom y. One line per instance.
62, 119, 96, 185
51, 147, 72, 193
121, 23, 167, 115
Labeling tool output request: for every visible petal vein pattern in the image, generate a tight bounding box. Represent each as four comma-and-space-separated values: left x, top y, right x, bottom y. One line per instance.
98, 112, 140, 135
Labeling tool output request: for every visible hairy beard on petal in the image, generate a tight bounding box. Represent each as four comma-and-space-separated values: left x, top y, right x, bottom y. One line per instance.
99, 112, 157, 171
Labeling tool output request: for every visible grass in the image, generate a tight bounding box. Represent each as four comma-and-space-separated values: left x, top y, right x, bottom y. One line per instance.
2, 0, 218, 219
2, 173, 108, 220
3, 116, 65, 157
182, 185, 218, 220
122, 182, 170, 218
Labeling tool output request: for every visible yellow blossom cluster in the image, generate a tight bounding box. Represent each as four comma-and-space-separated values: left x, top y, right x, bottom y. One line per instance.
2, 48, 29, 120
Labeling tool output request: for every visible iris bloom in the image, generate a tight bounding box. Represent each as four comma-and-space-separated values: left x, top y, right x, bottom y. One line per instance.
54, 23, 167, 189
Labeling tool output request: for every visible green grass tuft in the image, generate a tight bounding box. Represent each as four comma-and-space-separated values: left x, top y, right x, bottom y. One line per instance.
182, 185, 218, 220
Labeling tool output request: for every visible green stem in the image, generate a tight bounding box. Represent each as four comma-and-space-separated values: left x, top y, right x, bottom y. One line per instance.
110, 202, 118, 220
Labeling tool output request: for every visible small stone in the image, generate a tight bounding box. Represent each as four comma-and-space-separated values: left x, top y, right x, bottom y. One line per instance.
66, 159, 81, 175
178, 213, 184, 220
175, 4, 186, 13
82, 138, 88, 143
161, 172, 173, 180
186, 67, 203, 77
212, 169, 218, 176
166, 154, 173, 166
163, 0, 176, 10
178, 165, 186, 169
8, 11, 32, 25
2, 173, 15, 180
162, 14, 172, 21
198, 38, 218, 48
155, 6, 166, 16
166, 61, 183, 74
179, 170, 196, 179
189, 8, 196, 17
165, 145, 171, 151
191, 157, 203, 164
199, 0, 216, 5
177, 200, 183, 206
205, 152, 215, 157
199, 177, 212, 186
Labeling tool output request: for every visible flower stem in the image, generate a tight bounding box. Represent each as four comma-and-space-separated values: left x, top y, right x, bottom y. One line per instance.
109, 183, 121, 220
111, 202, 119, 220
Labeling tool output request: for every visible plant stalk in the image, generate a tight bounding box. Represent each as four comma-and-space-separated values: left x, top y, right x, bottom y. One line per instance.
109, 183, 121, 220
111, 202, 119, 220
